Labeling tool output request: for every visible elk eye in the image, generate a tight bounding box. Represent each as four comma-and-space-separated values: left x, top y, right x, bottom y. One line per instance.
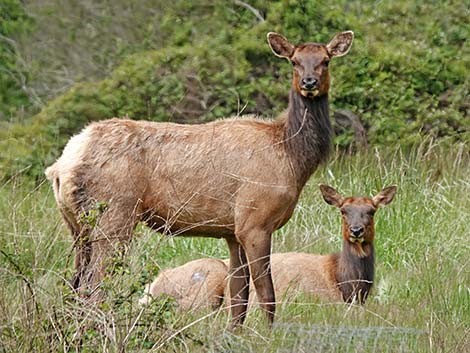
291, 60, 297, 66
324, 60, 330, 67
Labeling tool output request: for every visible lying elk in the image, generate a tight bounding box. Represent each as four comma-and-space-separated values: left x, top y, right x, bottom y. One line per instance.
139, 258, 228, 310
140, 185, 396, 308
263, 184, 397, 304
45, 31, 354, 327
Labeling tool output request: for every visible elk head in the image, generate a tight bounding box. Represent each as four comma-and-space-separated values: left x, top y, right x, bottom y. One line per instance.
267, 31, 354, 98
320, 184, 397, 246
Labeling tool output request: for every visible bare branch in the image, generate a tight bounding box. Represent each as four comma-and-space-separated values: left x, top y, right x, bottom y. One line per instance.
233, 0, 265, 23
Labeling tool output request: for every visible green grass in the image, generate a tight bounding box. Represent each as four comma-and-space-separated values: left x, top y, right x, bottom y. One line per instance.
0, 143, 469, 352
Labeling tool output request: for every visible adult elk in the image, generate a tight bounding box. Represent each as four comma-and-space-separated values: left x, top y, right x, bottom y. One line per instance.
45, 31, 354, 327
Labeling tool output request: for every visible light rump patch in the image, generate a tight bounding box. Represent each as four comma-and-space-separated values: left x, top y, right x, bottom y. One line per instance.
139, 258, 228, 310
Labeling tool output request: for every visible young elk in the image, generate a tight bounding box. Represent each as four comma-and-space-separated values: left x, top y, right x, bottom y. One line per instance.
140, 185, 396, 310
139, 258, 228, 310
45, 31, 354, 327
259, 184, 397, 304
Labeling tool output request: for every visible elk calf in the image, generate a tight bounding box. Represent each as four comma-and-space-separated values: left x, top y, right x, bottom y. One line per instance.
141, 185, 396, 308
139, 258, 228, 310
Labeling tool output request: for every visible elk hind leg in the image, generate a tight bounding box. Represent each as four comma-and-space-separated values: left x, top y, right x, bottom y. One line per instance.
82, 207, 138, 302
57, 208, 92, 291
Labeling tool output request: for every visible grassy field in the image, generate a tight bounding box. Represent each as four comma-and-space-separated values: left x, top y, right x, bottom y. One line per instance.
0, 142, 469, 352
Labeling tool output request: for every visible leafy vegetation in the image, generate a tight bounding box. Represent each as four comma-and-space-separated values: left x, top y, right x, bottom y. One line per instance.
0, 0, 33, 119
0, 0, 469, 180
0, 144, 468, 352
0, 1, 469, 352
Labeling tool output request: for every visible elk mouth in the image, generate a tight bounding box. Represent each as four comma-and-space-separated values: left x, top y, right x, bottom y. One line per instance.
349, 236, 365, 244
300, 89, 320, 98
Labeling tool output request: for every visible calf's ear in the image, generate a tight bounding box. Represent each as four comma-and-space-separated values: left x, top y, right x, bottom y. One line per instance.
373, 186, 397, 207
319, 184, 344, 207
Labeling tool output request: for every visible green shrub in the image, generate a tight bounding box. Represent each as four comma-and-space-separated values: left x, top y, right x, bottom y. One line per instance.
0, 0, 33, 119
1, 0, 469, 181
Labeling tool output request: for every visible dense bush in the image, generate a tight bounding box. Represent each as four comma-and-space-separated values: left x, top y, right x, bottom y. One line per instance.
1, 0, 469, 180
0, 0, 33, 120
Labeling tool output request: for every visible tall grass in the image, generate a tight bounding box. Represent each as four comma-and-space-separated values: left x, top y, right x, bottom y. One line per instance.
0, 142, 469, 352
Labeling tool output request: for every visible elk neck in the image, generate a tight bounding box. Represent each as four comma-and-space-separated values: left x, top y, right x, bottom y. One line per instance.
283, 89, 332, 188
334, 239, 375, 303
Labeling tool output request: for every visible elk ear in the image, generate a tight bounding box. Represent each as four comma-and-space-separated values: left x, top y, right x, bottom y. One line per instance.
373, 186, 397, 207
267, 32, 295, 59
326, 31, 354, 57
319, 184, 344, 207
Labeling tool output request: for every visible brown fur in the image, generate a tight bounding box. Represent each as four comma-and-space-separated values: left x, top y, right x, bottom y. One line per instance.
247, 185, 395, 305
319, 184, 397, 303
141, 185, 396, 309
45, 32, 354, 327
250, 253, 341, 304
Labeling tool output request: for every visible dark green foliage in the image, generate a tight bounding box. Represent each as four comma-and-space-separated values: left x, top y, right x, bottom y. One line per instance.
0, 0, 33, 119
1, 0, 469, 180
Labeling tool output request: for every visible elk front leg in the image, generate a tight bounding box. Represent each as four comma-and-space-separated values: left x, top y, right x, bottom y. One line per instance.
226, 238, 250, 328
237, 228, 275, 325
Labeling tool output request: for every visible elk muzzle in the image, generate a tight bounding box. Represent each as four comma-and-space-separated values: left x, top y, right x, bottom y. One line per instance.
348, 226, 365, 243
300, 76, 320, 97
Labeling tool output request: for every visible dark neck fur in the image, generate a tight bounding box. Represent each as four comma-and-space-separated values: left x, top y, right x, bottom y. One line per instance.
284, 89, 332, 187
335, 241, 375, 304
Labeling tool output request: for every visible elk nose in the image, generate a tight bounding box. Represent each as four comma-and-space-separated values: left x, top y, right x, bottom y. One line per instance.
301, 77, 318, 90
350, 226, 364, 237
